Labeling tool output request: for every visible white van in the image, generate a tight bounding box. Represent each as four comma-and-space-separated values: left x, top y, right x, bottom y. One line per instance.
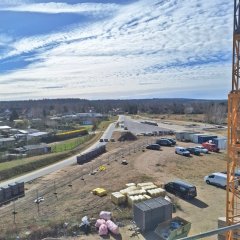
204, 172, 239, 189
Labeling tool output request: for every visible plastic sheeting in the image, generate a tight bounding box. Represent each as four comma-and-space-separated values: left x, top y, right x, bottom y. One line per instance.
99, 211, 112, 221
95, 219, 106, 228
106, 220, 119, 235
99, 223, 108, 236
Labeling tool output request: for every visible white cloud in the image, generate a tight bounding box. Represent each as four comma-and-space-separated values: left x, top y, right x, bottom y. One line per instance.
0, 0, 234, 100
0, 2, 119, 14
0, 0, 29, 7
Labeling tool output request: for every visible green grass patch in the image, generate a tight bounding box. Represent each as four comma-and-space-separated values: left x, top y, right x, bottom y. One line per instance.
50, 135, 93, 153
98, 120, 113, 131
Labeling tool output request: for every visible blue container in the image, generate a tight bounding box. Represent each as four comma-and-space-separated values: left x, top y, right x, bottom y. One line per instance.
198, 135, 218, 144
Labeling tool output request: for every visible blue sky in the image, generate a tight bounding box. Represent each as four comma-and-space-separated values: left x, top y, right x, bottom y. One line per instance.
0, 0, 233, 100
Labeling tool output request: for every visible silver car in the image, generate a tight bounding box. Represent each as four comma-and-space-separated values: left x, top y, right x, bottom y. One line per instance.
195, 146, 208, 154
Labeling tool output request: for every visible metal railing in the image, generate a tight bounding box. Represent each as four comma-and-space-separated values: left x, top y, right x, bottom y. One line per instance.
180, 223, 240, 240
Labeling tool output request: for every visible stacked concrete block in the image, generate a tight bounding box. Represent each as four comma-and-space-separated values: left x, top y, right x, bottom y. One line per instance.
111, 192, 126, 205
137, 182, 154, 188
147, 188, 166, 198
125, 183, 136, 187
127, 189, 146, 196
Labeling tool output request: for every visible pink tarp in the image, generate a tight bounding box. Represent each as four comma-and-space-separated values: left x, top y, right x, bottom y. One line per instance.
99, 223, 108, 236
106, 220, 119, 235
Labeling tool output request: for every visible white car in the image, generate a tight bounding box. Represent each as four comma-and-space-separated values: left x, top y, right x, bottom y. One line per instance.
175, 147, 190, 157
204, 172, 238, 189
195, 146, 208, 154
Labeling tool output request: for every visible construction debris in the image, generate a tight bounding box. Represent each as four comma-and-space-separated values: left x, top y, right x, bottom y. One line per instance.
118, 131, 137, 141
154, 216, 191, 239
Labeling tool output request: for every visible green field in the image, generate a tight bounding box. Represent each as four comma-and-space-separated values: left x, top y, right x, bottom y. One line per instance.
51, 135, 93, 153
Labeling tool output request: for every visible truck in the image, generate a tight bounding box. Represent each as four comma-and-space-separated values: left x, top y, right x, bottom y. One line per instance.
202, 142, 219, 152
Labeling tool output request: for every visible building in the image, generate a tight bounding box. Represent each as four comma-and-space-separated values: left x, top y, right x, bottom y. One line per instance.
21, 144, 51, 156
0, 137, 16, 149
27, 131, 49, 144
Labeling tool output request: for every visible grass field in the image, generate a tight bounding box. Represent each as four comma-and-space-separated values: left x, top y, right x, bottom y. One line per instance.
50, 135, 93, 153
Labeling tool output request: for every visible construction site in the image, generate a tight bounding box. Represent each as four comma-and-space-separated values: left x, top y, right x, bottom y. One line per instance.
1, 0, 240, 240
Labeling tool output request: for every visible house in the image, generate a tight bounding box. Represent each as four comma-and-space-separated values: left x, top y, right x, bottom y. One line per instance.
27, 131, 49, 144
30, 118, 45, 129
0, 126, 11, 132
0, 137, 16, 149
23, 144, 51, 156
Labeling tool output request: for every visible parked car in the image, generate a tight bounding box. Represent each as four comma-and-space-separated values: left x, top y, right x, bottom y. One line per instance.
194, 146, 209, 154
99, 139, 104, 142
146, 144, 161, 150
175, 147, 190, 157
202, 142, 219, 152
165, 138, 176, 145
156, 139, 173, 146
186, 147, 201, 156
204, 172, 238, 188
104, 139, 109, 142
164, 180, 197, 199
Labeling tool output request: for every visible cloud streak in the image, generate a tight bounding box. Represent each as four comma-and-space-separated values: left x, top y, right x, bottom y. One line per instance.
0, 2, 119, 15
0, 0, 233, 100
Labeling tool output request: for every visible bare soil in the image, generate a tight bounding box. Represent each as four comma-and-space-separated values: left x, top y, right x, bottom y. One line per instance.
0, 137, 227, 240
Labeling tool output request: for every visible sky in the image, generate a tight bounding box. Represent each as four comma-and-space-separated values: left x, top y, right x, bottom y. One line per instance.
0, 0, 233, 100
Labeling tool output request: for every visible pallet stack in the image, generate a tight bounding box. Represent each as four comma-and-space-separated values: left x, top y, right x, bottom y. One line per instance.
111, 182, 166, 206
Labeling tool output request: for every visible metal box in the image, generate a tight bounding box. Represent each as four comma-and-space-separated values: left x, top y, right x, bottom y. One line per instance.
198, 135, 217, 144
8, 183, 19, 197
0, 188, 4, 204
1, 186, 12, 201
16, 182, 25, 197
154, 216, 191, 240
133, 197, 172, 232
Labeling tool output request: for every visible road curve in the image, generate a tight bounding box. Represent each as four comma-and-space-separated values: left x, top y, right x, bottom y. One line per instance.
0, 122, 116, 188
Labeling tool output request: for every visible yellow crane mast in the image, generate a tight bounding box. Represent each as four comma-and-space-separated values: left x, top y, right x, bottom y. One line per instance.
227, 0, 240, 239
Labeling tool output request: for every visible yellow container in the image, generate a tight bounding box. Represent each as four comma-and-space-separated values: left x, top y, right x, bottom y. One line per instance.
92, 188, 107, 197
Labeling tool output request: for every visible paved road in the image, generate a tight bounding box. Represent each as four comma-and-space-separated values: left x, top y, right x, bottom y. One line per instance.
119, 115, 171, 135
121, 115, 225, 134
0, 122, 116, 188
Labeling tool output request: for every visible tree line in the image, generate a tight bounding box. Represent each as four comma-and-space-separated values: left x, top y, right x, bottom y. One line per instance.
0, 98, 227, 124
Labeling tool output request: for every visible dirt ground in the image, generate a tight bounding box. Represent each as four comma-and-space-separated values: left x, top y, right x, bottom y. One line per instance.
0, 134, 227, 240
